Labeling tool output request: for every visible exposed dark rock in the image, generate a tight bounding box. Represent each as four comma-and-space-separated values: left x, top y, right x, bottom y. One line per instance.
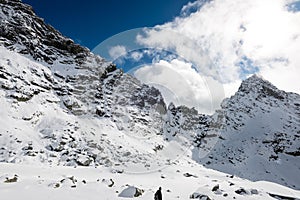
235, 188, 249, 195
183, 172, 198, 178
0, 0, 89, 64
285, 150, 300, 156
212, 184, 219, 191
4, 174, 18, 183
134, 188, 144, 197
190, 192, 211, 200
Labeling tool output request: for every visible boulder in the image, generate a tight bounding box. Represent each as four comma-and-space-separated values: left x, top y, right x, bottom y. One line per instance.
118, 186, 144, 198
76, 155, 92, 166
190, 192, 211, 200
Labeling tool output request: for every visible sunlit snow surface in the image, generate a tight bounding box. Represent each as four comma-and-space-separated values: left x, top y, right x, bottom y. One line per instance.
1, 161, 300, 200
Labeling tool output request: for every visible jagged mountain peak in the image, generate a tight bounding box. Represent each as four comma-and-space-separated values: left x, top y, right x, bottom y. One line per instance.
0, 0, 90, 65
219, 73, 299, 134
221, 74, 290, 112
237, 74, 286, 100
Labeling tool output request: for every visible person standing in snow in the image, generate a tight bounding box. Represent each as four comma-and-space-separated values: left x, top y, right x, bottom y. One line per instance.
154, 187, 162, 200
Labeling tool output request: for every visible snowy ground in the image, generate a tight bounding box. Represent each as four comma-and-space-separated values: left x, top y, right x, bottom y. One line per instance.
1, 160, 300, 200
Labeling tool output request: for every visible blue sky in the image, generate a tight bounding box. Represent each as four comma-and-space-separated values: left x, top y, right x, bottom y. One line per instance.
23, 0, 192, 50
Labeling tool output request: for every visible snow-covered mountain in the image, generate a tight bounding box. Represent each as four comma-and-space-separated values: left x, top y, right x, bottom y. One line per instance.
162, 75, 300, 189
0, 0, 299, 199
197, 75, 300, 189
0, 0, 166, 168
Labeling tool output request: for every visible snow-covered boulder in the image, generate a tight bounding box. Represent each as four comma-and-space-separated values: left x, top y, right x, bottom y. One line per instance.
118, 186, 144, 198
76, 155, 93, 166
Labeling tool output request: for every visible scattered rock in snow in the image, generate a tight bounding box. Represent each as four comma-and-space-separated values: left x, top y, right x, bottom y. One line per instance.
59, 176, 77, 188
211, 184, 223, 195
76, 155, 93, 166
118, 186, 144, 198
4, 174, 18, 183
250, 189, 259, 195
212, 184, 219, 191
235, 188, 249, 195
111, 169, 124, 174
102, 178, 114, 187
190, 192, 211, 200
62, 96, 80, 110
183, 172, 198, 178
153, 144, 164, 152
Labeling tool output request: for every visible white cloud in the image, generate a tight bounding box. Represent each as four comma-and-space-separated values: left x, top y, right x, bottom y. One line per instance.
137, 0, 300, 97
130, 51, 143, 61
180, 0, 208, 17
134, 59, 223, 114
108, 45, 127, 60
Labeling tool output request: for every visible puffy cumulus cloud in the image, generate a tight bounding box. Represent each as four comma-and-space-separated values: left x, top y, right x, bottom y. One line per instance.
108, 45, 127, 60
137, 0, 300, 96
134, 59, 224, 114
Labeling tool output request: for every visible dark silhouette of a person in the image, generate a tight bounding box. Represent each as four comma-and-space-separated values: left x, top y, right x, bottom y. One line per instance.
154, 187, 162, 200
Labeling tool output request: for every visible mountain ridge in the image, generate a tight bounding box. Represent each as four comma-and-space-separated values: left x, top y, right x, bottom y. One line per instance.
197, 74, 300, 189
0, 0, 299, 193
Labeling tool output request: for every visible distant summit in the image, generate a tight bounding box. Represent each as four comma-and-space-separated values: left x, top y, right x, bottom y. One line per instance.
238, 74, 286, 100
199, 74, 300, 189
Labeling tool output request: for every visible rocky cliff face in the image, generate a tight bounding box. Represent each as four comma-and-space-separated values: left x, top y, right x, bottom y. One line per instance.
0, 0, 166, 122
0, 0, 88, 64
0, 0, 166, 168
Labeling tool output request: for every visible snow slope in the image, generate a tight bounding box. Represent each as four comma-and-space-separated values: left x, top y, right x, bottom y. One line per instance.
0, 46, 178, 172
1, 160, 300, 200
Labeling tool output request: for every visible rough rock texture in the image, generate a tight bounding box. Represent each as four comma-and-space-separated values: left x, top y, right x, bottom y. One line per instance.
0, 0, 166, 167
0, 0, 88, 64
